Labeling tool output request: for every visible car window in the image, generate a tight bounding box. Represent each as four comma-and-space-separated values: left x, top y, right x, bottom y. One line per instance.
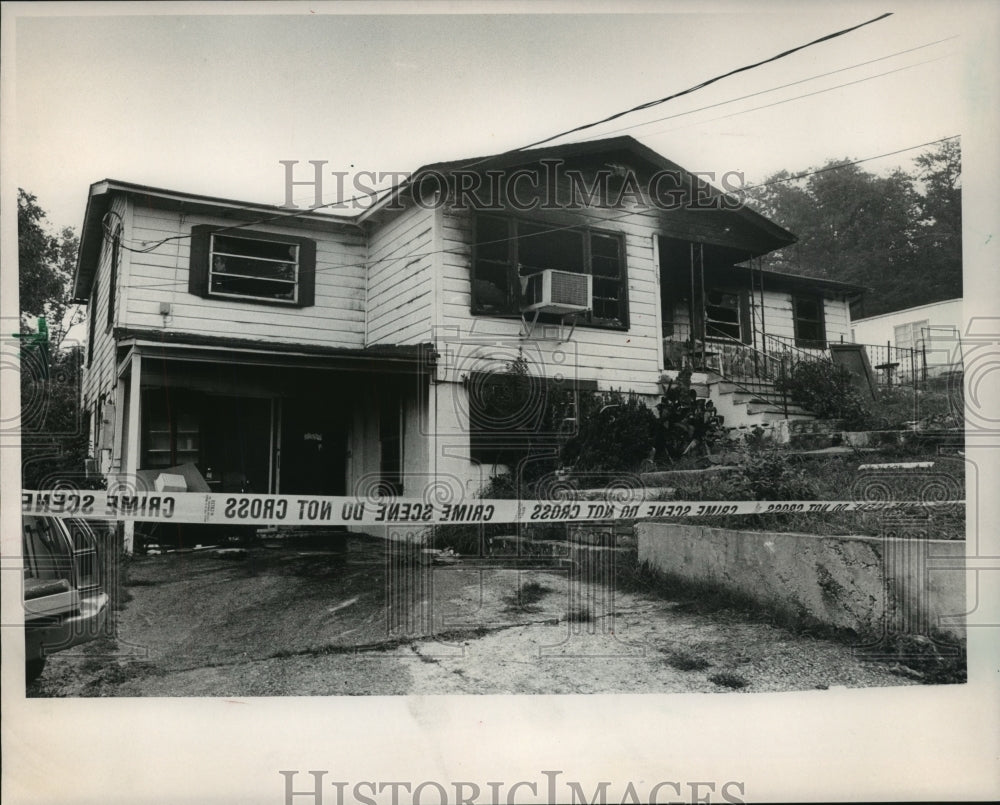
22, 516, 73, 582
66, 519, 101, 590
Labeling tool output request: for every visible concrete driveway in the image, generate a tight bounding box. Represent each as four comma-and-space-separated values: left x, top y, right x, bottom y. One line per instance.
27, 535, 920, 697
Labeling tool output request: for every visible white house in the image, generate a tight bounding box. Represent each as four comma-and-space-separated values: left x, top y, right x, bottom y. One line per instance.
73, 136, 860, 547
850, 297, 964, 380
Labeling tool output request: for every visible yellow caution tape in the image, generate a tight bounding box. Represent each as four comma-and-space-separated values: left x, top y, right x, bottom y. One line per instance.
20, 491, 964, 526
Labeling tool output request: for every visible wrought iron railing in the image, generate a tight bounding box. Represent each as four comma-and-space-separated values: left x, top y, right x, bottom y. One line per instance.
663, 325, 794, 415
663, 322, 790, 384
764, 334, 926, 389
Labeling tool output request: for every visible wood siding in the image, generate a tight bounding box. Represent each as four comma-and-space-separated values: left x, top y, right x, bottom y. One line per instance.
122, 202, 367, 348
664, 289, 852, 352
436, 201, 663, 395
365, 202, 435, 346
82, 194, 128, 437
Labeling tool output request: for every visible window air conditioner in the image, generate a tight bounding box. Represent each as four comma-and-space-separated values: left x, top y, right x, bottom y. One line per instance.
520, 269, 592, 315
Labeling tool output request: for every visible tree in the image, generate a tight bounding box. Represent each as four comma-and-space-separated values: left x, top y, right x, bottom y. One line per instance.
17, 190, 98, 490
910, 139, 962, 305
18, 189, 81, 346
744, 141, 962, 318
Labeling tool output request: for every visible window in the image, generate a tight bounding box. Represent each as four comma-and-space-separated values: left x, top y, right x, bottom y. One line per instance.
106, 226, 120, 332
894, 319, 929, 352
472, 215, 628, 328
704, 290, 741, 341
793, 295, 827, 349
142, 393, 201, 470
188, 225, 316, 307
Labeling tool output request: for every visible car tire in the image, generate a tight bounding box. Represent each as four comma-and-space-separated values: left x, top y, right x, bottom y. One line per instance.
26, 657, 46, 683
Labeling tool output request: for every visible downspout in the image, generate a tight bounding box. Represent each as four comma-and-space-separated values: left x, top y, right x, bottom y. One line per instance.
699, 243, 706, 347
758, 257, 766, 351
688, 243, 696, 353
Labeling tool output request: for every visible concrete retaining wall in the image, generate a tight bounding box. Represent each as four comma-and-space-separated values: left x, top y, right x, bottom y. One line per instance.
637, 523, 966, 639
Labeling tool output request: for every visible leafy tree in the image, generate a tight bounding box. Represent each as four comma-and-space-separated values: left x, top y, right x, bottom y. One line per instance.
18, 189, 81, 345
745, 141, 961, 318
17, 190, 98, 489
910, 139, 962, 306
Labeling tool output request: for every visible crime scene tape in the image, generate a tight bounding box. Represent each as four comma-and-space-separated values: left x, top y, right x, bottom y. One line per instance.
21, 491, 964, 527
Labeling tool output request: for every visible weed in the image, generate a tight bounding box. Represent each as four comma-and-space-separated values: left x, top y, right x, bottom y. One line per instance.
775, 360, 870, 426
709, 671, 749, 689
503, 580, 553, 613
662, 649, 711, 671
857, 633, 967, 684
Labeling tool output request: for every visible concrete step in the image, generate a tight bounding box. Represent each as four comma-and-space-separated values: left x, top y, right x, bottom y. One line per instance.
745, 401, 812, 417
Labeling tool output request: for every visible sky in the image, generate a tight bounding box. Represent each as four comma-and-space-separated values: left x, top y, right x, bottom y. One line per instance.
5, 1, 984, 232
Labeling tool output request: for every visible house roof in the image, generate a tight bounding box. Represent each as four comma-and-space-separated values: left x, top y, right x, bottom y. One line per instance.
72, 179, 360, 302
850, 296, 963, 323
73, 137, 804, 302
748, 267, 866, 296
360, 135, 798, 254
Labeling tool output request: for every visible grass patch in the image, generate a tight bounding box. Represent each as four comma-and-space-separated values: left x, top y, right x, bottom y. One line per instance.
503, 580, 554, 614
709, 671, 748, 689
857, 633, 967, 685
659, 448, 965, 541
662, 649, 711, 671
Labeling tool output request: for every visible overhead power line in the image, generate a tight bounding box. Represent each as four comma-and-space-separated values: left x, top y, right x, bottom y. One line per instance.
117, 13, 896, 259
581, 36, 955, 141
508, 12, 894, 153
120, 132, 960, 295
741, 135, 960, 192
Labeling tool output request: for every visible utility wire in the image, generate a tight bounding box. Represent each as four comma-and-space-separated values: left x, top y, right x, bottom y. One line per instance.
579, 36, 955, 142
509, 12, 894, 153
741, 135, 959, 192
118, 133, 959, 294
639, 54, 950, 141
118, 12, 895, 256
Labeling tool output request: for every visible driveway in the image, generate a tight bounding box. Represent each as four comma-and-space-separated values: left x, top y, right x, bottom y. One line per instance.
28, 535, 919, 697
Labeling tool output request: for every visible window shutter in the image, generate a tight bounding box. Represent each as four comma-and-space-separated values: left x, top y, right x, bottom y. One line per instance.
189, 225, 211, 297
297, 237, 316, 307
739, 289, 752, 344
816, 297, 827, 349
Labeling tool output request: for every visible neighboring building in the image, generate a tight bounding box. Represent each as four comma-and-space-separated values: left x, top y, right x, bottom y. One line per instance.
73, 136, 861, 547
850, 298, 964, 380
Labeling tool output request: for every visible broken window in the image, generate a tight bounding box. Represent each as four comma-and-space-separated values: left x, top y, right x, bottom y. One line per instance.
704, 290, 741, 341
471, 214, 628, 328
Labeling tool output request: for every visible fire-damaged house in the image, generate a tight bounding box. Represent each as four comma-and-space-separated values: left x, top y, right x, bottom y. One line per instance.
73, 136, 863, 548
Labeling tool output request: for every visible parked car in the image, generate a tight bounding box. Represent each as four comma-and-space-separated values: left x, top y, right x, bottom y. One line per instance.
22, 515, 109, 682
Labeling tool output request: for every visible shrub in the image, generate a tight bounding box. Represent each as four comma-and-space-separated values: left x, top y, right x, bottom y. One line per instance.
561, 389, 658, 474
775, 359, 870, 426
727, 449, 819, 501
655, 368, 726, 459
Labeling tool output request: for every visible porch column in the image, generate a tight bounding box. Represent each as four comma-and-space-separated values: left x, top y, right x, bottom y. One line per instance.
122, 351, 142, 554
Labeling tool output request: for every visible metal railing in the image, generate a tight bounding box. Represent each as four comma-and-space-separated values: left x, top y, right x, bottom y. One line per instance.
664, 322, 793, 384
764, 334, 926, 389
663, 324, 793, 416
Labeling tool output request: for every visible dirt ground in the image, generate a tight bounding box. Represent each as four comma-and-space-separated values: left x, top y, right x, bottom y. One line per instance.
27, 535, 923, 697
